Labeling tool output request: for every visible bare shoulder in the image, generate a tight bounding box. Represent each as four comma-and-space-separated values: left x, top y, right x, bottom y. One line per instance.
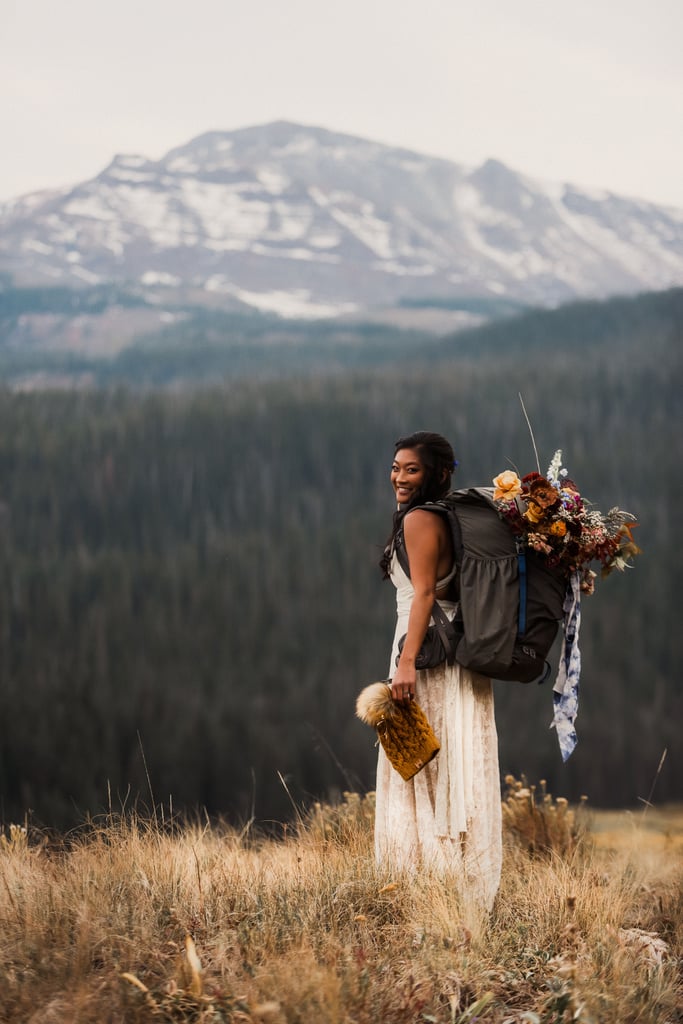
403, 508, 448, 540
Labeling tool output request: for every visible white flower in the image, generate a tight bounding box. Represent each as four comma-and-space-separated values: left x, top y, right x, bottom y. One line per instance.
546, 449, 564, 487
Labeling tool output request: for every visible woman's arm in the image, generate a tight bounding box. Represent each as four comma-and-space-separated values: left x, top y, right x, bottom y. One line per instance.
391, 509, 446, 705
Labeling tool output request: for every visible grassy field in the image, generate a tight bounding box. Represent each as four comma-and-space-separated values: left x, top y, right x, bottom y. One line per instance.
590, 804, 683, 855
0, 783, 680, 1023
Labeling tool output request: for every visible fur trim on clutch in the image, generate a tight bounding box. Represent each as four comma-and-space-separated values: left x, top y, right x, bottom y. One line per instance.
356, 681, 395, 726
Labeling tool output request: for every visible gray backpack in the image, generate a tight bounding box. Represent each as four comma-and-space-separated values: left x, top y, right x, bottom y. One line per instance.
396, 488, 567, 683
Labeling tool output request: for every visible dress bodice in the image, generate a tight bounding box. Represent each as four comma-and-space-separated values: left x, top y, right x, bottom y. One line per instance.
389, 551, 457, 625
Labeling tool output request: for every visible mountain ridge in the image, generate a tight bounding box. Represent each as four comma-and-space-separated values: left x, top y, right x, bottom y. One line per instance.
2, 120, 682, 319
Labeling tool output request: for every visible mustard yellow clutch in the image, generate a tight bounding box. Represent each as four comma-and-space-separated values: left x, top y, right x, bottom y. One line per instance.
356, 682, 440, 781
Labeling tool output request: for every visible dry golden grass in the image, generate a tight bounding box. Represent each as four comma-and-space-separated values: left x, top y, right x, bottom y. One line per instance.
0, 787, 680, 1023
590, 804, 683, 854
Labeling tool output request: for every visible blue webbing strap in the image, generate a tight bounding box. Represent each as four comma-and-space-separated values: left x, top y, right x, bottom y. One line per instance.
517, 544, 527, 637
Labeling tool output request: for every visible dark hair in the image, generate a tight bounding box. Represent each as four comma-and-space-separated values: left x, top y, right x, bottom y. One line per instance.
379, 431, 457, 577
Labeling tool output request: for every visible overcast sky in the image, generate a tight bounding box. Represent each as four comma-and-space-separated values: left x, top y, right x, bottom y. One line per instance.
2, 0, 682, 207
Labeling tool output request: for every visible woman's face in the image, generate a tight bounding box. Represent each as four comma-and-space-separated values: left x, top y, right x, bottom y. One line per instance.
391, 448, 426, 505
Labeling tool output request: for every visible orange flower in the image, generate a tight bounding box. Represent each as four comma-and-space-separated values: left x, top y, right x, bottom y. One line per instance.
523, 501, 544, 524
493, 470, 523, 502
549, 520, 568, 537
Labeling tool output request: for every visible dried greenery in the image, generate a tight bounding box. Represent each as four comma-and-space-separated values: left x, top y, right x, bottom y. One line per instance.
0, 787, 680, 1023
502, 775, 589, 859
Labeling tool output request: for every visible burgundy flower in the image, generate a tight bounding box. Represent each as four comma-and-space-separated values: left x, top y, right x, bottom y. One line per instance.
521, 472, 542, 492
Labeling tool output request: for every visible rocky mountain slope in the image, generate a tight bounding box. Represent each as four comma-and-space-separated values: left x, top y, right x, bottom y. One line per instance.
2, 121, 682, 318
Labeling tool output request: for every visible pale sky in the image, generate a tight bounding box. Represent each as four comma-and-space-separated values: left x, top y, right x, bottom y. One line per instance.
2, 0, 682, 207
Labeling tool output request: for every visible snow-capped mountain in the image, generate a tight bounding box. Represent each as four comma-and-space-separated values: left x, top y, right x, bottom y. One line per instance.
2, 121, 682, 318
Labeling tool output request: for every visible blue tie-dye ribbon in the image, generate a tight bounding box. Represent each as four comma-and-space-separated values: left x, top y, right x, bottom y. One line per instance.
551, 571, 582, 761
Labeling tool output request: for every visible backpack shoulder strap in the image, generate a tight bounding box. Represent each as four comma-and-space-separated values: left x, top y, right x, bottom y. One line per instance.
393, 522, 411, 578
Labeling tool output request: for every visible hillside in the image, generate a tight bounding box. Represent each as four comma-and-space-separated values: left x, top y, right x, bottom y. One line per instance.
1, 284, 680, 389
0, 287, 679, 829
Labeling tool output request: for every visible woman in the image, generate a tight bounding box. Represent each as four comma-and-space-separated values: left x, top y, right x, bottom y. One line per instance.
375, 431, 502, 909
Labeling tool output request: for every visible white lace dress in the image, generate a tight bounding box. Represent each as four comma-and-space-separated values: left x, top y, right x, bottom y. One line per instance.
374, 554, 503, 909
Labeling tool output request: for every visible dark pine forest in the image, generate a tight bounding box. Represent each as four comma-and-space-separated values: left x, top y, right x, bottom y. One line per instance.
0, 287, 680, 828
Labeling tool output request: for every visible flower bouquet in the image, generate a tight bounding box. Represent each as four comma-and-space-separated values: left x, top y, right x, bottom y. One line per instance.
490, 447, 641, 762
492, 451, 640, 595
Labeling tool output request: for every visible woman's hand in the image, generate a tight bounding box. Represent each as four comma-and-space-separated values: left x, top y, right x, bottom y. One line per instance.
391, 664, 417, 705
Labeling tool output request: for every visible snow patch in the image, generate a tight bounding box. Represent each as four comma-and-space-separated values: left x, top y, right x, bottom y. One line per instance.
69, 265, 101, 284
393, 157, 430, 175
264, 200, 313, 241
373, 260, 436, 277
166, 155, 201, 175
203, 275, 233, 293
100, 223, 129, 256
308, 186, 358, 208
23, 239, 54, 255
538, 179, 566, 202
214, 283, 357, 318
308, 186, 329, 207
257, 168, 289, 193
204, 238, 250, 252
329, 205, 395, 259
179, 179, 270, 241
250, 243, 339, 263
452, 185, 530, 271
453, 184, 522, 228
453, 183, 481, 213
308, 232, 340, 249
276, 136, 318, 157
141, 271, 181, 287
1, 188, 67, 218
110, 185, 191, 247
542, 188, 674, 282
62, 195, 119, 221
